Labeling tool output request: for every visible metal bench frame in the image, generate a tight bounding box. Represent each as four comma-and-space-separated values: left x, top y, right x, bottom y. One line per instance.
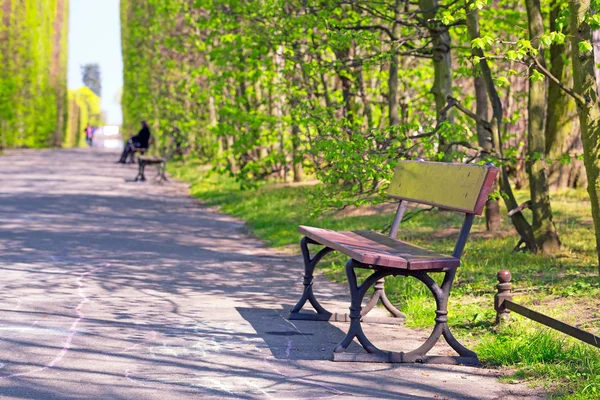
135, 156, 168, 182
289, 161, 498, 365
290, 234, 405, 325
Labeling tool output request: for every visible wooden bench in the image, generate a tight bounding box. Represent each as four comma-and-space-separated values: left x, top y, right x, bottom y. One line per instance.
134, 156, 168, 182
290, 160, 498, 365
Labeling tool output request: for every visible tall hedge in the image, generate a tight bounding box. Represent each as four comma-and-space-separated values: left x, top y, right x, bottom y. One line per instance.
0, 0, 69, 149
120, 0, 207, 154
64, 87, 102, 148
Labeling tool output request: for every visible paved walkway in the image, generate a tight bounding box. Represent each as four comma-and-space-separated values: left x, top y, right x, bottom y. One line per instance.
0, 149, 543, 399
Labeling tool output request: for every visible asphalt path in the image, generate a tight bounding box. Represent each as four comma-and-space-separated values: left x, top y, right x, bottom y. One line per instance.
0, 149, 544, 399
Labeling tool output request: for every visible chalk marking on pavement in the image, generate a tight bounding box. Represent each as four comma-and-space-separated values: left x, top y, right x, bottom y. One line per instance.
118, 330, 158, 354
0, 263, 108, 378
211, 378, 234, 396
246, 380, 275, 399
263, 356, 352, 398
273, 309, 307, 338
125, 368, 154, 388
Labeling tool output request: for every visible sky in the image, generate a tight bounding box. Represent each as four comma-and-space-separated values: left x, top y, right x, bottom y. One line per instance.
67, 0, 123, 125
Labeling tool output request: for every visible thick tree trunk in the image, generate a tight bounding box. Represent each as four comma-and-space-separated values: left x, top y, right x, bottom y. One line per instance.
466, 4, 537, 251
291, 118, 303, 182
524, 0, 560, 254
476, 73, 501, 230
50, 0, 68, 147
388, 0, 402, 127
593, 29, 600, 97
569, 0, 600, 272
419, 0, 453, 155
546, 1, 584, 190
273, 46, 288, 181
470, 11, 499, 230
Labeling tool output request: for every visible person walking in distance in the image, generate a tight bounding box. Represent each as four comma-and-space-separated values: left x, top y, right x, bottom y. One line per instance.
84, 124, 93, 146
117, 120, 151, 164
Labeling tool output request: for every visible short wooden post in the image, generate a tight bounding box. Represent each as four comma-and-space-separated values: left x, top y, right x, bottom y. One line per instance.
495, 269, 512, 325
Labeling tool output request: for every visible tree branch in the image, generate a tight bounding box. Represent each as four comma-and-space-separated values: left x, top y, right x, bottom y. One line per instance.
530, 55, 586, 105
447, 95, 493, 132
333, 24, 398, 41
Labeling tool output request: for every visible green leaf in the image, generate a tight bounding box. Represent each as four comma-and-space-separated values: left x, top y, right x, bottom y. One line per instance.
496, 76, 510, 87
579, 40, 593, 53
588, 14, 600, 30
553, 32, 566, 45
530, 70, 545, 82
471, 38, 486, 50
441, 12, 455, 25
540, 34, 552, 47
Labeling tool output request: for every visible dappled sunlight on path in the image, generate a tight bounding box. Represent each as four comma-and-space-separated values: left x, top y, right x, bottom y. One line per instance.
0, 149, 543, 399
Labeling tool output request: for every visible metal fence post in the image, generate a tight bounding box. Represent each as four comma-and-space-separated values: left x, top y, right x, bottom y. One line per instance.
495, 270, 513, 325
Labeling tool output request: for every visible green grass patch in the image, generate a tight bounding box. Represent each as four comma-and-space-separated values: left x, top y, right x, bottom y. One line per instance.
170, 162, 600, 399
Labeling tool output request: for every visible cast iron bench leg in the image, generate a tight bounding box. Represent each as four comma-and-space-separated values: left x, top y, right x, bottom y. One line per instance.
333, 261, 479, 365
362, 278, 406, 322
289, 237, 405, 324
134, 161, 147, 182
134, 161, 143, 182
156, 162, 168, 182
289, 237, 336, 321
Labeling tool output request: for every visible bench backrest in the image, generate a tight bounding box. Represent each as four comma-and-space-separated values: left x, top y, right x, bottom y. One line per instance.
388, 160, 498, 215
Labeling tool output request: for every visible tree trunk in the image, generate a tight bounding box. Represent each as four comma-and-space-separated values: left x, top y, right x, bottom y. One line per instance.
50, 0, 68, 147
291, 117, 303, 182
546, 1, 583, 190
388, 0, 402, 127
593, 29, 600, 97
466, 4, 537, 251
470, 12, 499, 230
419, 0, 453, 154
524, 0, 560, 254
569, 0, 600, 272
475, 72, 501, 230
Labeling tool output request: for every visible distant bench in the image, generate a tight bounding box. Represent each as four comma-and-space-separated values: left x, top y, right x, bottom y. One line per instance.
134, 156, 168, 182
289, 160, 498, 365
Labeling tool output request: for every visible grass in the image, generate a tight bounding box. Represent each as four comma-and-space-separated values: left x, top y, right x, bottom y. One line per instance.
170, 161, 600, 399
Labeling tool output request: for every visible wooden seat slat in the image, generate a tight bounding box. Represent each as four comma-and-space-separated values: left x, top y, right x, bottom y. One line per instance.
298, 225, 459, 271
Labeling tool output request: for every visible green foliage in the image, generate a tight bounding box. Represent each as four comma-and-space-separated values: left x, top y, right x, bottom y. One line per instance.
120, 0, 591, 213
0, 0, 69, 148
121, 0, 486, 209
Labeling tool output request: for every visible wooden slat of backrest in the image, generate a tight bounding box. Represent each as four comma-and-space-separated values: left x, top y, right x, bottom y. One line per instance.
388, 161, 498, 215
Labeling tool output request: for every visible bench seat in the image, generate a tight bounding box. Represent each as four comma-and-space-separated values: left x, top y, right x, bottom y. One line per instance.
298, 225, 459, 271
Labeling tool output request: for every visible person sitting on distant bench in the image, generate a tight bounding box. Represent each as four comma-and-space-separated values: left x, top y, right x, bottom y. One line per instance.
117, 120, 151, 164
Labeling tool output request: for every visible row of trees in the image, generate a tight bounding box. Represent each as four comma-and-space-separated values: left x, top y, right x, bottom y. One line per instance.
0, 0, 69, 148
0, 1, 103, 148
64, 86, 103, 148
120, 0, 600, 265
